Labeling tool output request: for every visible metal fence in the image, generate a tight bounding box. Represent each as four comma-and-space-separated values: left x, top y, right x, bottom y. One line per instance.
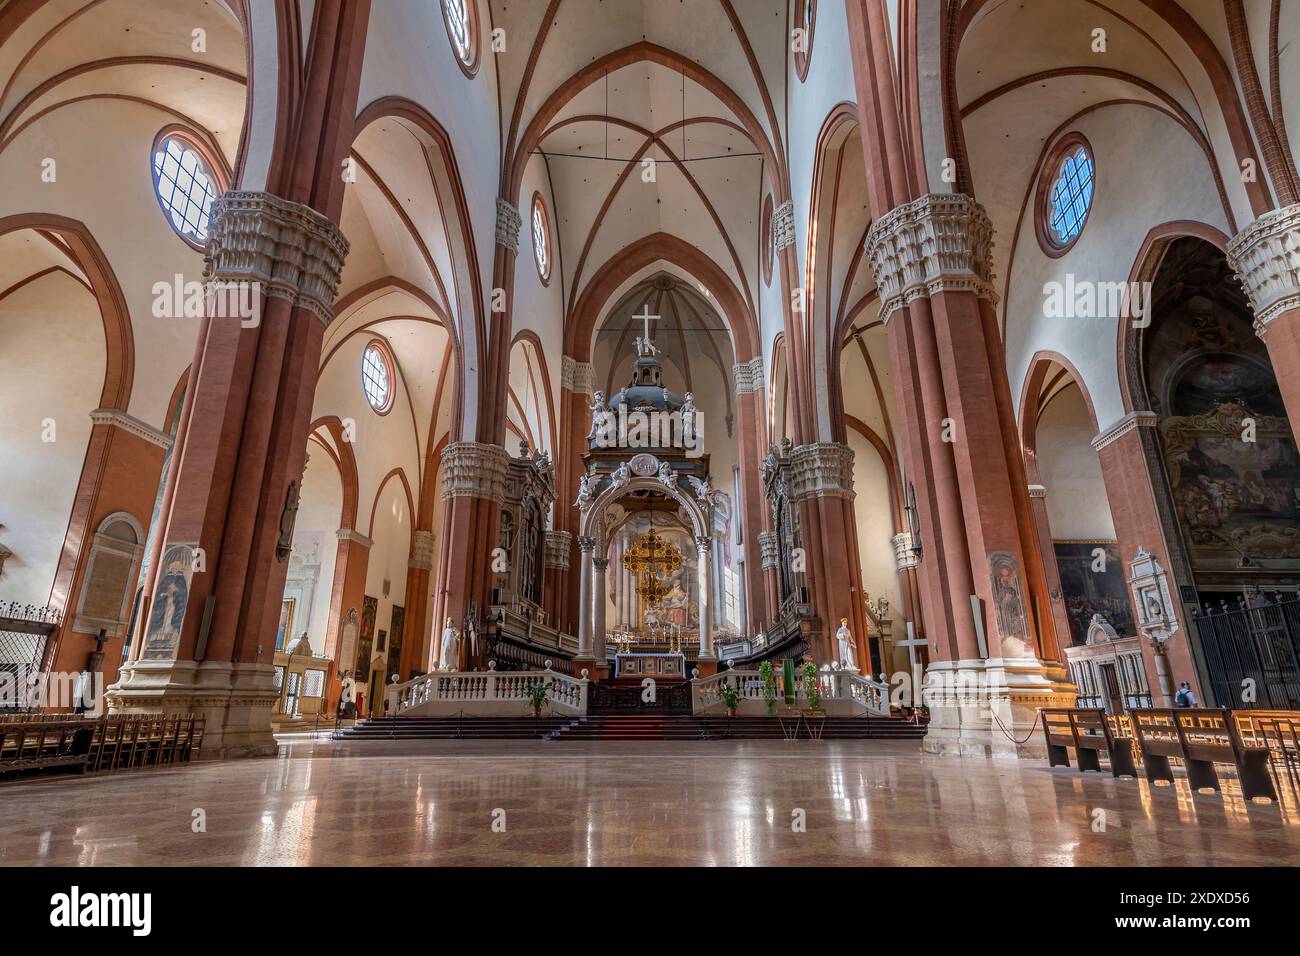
1190, 593, 1300, 710
0, 602, 62, 712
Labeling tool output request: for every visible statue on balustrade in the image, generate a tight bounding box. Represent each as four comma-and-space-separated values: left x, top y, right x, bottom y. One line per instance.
836, 617, 859, 672
440, 617, 460, 671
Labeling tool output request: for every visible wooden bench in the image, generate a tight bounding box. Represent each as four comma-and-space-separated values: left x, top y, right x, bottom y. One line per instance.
1042, 708, 1137, 777
1130, 708, 1276, 801
0, 720, 95, 778
1233, 710, 1300, 799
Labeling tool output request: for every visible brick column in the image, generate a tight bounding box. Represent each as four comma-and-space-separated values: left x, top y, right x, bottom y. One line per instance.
1026, 483, 1071, 660
864, 194, 1073, 758
324, 528, 371, 710
398, 528, 434, 681
1226, 204, 1300, 430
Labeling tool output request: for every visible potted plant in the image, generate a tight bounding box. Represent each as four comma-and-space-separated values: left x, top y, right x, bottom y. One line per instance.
803, 660, 822, 714
759, 660, 776, 716
720, 681, 740, 717
524, 679, 554, 717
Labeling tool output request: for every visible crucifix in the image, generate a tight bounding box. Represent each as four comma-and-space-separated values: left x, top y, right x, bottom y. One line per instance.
897, 621, 930, 715
633, 303, 660, 356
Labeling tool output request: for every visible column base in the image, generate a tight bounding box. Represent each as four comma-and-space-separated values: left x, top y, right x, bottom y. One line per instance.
106, 659, 280, 758
920, 657, 1075, 760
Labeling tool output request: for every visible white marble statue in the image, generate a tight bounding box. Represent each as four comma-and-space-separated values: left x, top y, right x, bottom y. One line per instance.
687, 474, 713, 501
587, 390, 611, 442
657, 461, 676, 487
836, 617, 859, 672
680, 392, 697, 433
574, 471, 599, 510
611, 461, 631, 489
440, 617, 460, 671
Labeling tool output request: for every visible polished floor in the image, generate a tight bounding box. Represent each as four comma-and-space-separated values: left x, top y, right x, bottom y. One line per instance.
1, 736, 1298, 866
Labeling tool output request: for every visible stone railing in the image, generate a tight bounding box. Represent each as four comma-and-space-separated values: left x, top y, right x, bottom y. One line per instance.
691, 668, 891, 716
387, 666, 588, 717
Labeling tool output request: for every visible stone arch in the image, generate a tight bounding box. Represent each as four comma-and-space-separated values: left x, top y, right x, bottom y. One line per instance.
580, 474, 709, 551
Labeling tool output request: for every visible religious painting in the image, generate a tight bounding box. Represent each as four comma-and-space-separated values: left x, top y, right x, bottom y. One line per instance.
386, 605, 405, 682
275, 598, 295, 651
1053, 542, 1134, 645
988, 552, 1030, 658
140, 543, 195, 660
353, 595, 377, 680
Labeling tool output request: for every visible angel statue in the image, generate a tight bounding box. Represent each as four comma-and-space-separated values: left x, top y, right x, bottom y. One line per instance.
657, 461, 677, 488
680, 392, 698, 434
836, 617, 859, 672
574, 471, 600, 510
611, 461, 631, 489
687, 474, 713, 502
587, 390, 612, 443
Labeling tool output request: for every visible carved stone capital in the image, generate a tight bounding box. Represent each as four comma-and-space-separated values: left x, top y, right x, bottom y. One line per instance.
1091, 411, 1158, 452
409, 529, 436, 571
864, 192, 997, 323
1226, 203, 1300, 337
336, 528, 373, 548
772, 199, 795, 253
789, 442, 855, 501
893, 531, 919, 571
577, 535, 596, 553
757, 531, 779, 571
495, 198, 523, 253
204, 190, 349, 326
1027, 483, 1047, 500
89, 408, 173, 449
592, 557, 610, 573
544, 530, 572, 570
439, 442, 512, 503
561, 355, 595, 394
695, 535, 712, 555
733, 356, 765, 395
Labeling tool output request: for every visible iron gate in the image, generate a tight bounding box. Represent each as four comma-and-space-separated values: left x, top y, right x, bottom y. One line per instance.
0, 602, 62, 712
1190, 593, 1300, 709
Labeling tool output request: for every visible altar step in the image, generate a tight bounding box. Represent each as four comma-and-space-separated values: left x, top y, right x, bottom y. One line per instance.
336, 714, 928, 742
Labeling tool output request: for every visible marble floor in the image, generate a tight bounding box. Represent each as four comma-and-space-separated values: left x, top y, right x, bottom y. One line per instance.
1, 737, 1298, 866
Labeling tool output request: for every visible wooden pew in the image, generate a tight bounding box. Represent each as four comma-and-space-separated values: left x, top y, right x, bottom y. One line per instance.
1233, 710, 1300, 799
1130, 708, 1276, 801
1042, 708, 1138, 777
0, 720, 94, 778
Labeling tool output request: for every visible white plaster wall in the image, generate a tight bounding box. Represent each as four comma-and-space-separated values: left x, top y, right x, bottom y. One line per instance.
365, 476, 412, 676
290, 447, 344, 648
0, 273, 104, 602
1004, 106, 1230, 433
1037, 386, 1116, 541
847, 429, 902, 615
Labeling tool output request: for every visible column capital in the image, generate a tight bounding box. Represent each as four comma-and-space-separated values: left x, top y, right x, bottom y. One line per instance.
757, 530, 779, 570
439, 441, 512, 503
495, 198, 522, 253
1027, 483, 1048, 500
772, 199, 795, 252
864, 192, 997, 323
408, 529, 436, 571
892, 531, 919, 571
1226, 203, 1300, 337
1091, 410, 1158, 452
789, 442, 855, 501
544, 530, 572, 570
695, 535, 712, 555
577, 534, 596, 553
592, 557, 609, 572
561, 355, 595, 394
336, 528, 373, 548
733, 356, 765, 394
204, 190, 349, 326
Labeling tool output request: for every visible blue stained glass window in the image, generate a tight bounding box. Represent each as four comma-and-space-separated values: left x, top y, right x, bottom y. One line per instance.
1048, 146, 1094, 246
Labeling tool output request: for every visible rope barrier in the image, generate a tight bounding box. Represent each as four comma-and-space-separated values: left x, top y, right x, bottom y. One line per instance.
990, 707, 1043, 745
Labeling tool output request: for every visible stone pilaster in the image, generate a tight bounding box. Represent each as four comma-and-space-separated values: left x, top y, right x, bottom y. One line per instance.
440, 441, 512, 503
204, 190, 350, 326
863, 192, 997, 324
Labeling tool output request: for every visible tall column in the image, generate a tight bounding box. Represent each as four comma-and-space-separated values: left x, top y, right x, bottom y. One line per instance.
575, 535, 595, 666
398, 528, 435, 681
543, 529, 571, 628
1227, 204, 1300, 429
325, 527, 371, 707
1026, 484, 1069, 661
864, 194, 1073, 758
696, 536, 715, 673
592, 556, 609, 673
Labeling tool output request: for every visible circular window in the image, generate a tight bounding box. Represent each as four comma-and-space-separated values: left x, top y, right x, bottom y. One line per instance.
1037, 134, 1095, 255
760, 193, 774, 287
151, 133, 221, 247
442, 0, 479, 77
361, 341, 395, 414
531, 193, 551, 284
794, 0, 816, 82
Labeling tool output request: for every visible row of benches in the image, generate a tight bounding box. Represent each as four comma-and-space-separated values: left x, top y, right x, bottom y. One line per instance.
1042, 707, 1299, 802
0, 714, 205, 780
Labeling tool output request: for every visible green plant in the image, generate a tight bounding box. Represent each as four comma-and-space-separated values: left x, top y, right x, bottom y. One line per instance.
524, 679, 554, 712
803, 661, 822, 712
720, 681, 740, 711
759, 660, 776, 715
